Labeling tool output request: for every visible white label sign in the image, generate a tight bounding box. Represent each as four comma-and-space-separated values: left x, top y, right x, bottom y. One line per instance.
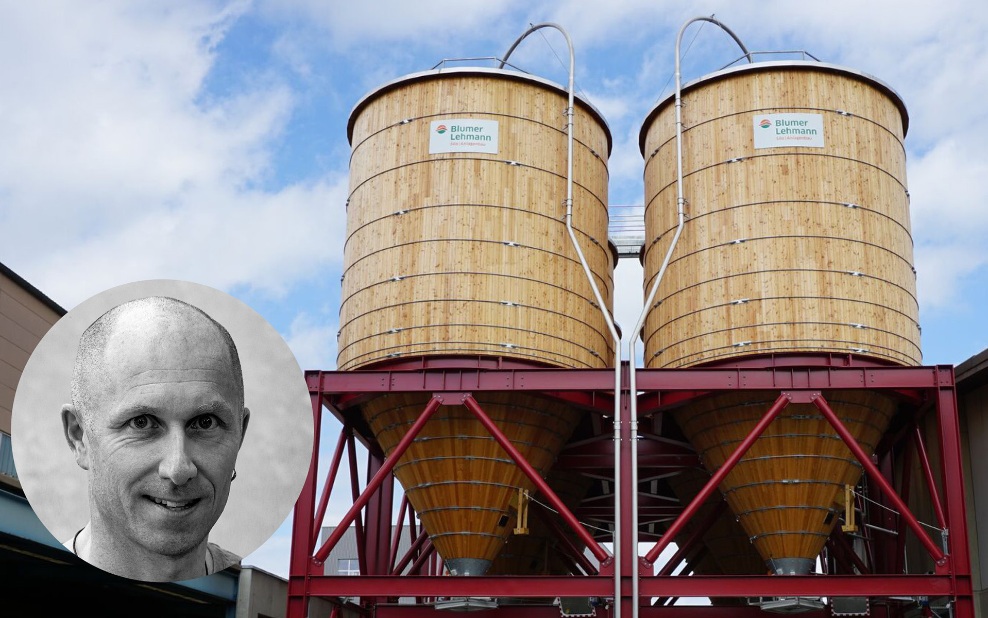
753, 113, 825, 149
429, 119, 499, 154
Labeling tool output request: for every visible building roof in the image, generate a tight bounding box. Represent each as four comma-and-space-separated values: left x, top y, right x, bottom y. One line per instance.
0, 261, 66, 317
956, 347, 988, 393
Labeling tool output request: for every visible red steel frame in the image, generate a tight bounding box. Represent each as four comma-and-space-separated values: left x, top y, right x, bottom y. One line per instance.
287, 357, 973, 618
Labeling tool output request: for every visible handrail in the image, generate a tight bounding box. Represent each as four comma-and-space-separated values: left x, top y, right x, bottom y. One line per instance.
628, 16, 751, 618
501, 23, 623, 618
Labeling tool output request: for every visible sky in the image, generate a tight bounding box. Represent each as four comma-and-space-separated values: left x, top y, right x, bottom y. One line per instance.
3, 0, 988, 579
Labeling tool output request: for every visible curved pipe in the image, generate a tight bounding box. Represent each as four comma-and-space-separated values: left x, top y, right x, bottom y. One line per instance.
628, 16, 750, 618
501, 23, 623, 618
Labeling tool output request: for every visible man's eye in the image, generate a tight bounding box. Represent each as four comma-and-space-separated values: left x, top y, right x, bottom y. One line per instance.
128, 415, 153, 430
192, 415, 216, 430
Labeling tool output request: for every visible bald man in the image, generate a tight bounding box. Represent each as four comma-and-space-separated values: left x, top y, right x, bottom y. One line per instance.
60, 296, 249, 581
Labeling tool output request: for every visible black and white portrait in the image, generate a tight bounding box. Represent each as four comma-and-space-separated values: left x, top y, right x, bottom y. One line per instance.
11, 280, 313, 582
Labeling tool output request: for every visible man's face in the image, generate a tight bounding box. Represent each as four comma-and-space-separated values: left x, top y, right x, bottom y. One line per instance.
81, 310, 246, 558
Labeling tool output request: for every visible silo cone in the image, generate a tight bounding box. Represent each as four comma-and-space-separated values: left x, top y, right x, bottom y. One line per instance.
640, 61, 917, 574
341, 68, 613, 575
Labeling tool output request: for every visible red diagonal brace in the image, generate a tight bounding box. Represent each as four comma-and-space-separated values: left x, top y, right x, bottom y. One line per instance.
460, 394, 611, 563
389, 495, 409, 573
392, 529, 429, 576
311, 427, 348, 550
315, 395, 444, 563
810, 393, 946, 564
914, 426, 948, 530
643, 392, 793, 566
655, 500, 728, 577
533, 503, 599, 576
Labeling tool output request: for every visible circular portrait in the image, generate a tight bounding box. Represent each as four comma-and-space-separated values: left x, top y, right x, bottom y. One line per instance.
11, 280, 314, 582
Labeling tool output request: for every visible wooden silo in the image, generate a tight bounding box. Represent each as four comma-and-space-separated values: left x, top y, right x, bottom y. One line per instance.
639, 61, 916, 575
342, 68, 613, 575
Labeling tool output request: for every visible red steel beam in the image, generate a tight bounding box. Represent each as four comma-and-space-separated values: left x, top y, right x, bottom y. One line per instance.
461, 394, 612, 564
297, 573, 957, 599
287, 391, 323, 618
406, 538, 436, 576
315, 395, 443, 563
533, 503, 599, 576
655, 501, 728, 577
913, 425, 948, 530
643, 392, 792, 566
811, 393, 946, 565
374, 605, 831, 618
364, 450, 394, 575
935, 376, 975, 617
346, 431, 368, 575
389, 495, 409, 573
391, 529, 429, 576
895, 436, 915, 574
307, 365, 951, 396
311, 428, 348, 550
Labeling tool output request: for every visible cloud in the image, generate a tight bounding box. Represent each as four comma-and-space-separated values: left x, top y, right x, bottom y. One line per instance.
909, 139, 988, 311
284, 310, 341, 372
0, 2, 351, 307
261, 0, 526, 50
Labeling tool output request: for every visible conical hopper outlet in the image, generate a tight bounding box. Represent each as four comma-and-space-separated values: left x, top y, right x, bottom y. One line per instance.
673, 390, 897, 575
362, 392, 581, 576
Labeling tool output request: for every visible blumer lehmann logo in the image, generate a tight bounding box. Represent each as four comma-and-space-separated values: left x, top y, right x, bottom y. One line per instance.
435, 124, 447, 134
759, 119, 771, 128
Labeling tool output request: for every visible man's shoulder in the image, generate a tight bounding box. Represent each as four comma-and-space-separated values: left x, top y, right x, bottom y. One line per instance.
207, 542, 242, 573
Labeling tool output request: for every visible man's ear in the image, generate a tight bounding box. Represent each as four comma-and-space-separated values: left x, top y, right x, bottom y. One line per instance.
61, 404, 90, 470
239, 407, 250, 447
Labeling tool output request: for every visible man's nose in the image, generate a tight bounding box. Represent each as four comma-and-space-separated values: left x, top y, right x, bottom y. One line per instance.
158, 432, 197, 485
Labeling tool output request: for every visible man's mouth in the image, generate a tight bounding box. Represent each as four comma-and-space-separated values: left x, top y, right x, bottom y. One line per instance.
146, 496, 201, 510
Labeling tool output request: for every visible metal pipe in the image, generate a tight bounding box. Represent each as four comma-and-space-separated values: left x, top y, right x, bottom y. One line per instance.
628, 19, 751, 615
500, 22, 623, 614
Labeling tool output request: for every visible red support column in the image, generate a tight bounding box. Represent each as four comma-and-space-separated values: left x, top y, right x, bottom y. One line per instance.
287, 390, 323, 618
346, 431, 368, 575
933, 367, 974, 617
364, 450, 394, 575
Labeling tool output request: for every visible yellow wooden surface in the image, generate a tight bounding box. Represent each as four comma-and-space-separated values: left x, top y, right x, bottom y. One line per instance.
341, 71, 614, 370
674, 390, 896, 569
488, 470, 592, 576
363, 392, 581, 568
641, 65, 919, 367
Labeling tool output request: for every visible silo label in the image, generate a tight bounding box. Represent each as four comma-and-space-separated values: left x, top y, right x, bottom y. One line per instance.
430, 119, 499, 154
753, 113, 824, 149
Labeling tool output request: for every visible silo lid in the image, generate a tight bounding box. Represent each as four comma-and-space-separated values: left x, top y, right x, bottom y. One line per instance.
638, 60, 909, 155
347, 66, 612, 157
